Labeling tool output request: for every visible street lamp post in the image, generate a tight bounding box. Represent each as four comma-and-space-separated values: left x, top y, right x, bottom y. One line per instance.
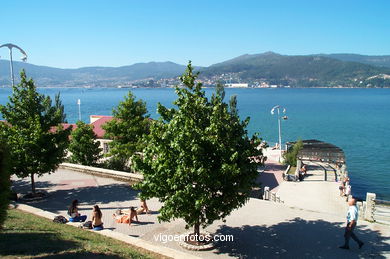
0, 43, 28, 86
271, 105, 288, 161
77, 99, 81, 121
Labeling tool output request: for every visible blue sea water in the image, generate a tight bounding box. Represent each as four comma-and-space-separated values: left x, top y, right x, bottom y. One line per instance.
1, 87, 389, 200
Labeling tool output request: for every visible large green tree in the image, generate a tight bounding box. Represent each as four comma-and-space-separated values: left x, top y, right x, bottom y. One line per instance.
0, 70, 71, 194
103, 91, 149, 171
68, 121, 102, 166
0, 141, 10, 229
134, 62, 262, 238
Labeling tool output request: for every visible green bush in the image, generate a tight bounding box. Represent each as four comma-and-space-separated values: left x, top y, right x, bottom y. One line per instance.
102, 157, 129, 172
0, 142, 10, 229
283, 140, 303, 167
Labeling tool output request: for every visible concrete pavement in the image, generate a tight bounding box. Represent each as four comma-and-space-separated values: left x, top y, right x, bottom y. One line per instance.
277, 161, 348, 217
12, 167, 390, 258
258, 148, 286, 192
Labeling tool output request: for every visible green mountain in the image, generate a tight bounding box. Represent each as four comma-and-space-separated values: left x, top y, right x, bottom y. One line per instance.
0, 61, 186, 87
319, 54, 390, 68
202, 52, 390, 87
1, 52, 390, 88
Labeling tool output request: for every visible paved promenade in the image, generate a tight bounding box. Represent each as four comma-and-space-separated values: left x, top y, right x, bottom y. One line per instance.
12, 166, 390, 258
277, 161, 348, 216
258, 148, 286, 192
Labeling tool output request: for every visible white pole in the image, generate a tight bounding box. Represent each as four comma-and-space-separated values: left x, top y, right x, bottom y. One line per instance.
77, 99, 81, 121
271, 105, 287, 162
278, 107, 282, 160
9, 48, 14, 87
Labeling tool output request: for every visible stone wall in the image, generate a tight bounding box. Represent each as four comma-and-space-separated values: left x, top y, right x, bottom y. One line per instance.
59, 163, 143, 184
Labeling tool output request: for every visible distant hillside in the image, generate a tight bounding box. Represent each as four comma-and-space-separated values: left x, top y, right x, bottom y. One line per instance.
319, 54, 390, 68
0, 61, 186, 87
201, 52, 390, 87
1, 52, 390, 88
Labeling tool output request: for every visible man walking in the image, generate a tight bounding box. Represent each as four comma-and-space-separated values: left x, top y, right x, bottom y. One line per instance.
339, 197, 364, 249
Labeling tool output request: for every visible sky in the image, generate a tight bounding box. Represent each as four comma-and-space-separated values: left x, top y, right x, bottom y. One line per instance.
1, 0, 390, 68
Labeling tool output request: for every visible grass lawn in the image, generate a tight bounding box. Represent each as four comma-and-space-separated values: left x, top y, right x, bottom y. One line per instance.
0, 209, 164, 259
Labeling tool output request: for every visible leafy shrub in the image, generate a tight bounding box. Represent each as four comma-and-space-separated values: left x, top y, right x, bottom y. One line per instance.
283, 140, 303, 167
0, 142, 10, 229
102, 157, 129, 172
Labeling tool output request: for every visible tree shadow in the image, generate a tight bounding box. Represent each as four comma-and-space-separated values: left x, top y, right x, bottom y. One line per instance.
14, 183, 139, 213
12, 179, 65, 193
258, 171, 279, 190
35, 251, 124, 258
0, 232, 79, 257
213, 218, 390, 258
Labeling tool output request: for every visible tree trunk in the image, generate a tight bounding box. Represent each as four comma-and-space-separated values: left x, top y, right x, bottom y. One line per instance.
194, 223, 200, 241
31, 173, 36, 195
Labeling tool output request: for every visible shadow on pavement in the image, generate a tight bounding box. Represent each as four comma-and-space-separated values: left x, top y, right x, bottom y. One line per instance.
258, 171, 279, 190
133, 221, 155, 226
14, 182, 139, 213
213, 218, 390, 258
12, 179, 65, 193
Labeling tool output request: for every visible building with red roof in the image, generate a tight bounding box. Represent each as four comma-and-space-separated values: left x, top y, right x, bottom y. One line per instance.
89, 115, 114, 139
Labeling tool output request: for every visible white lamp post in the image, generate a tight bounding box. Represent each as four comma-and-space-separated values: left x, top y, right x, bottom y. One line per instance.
271, 105, 288, 161
0, 43, 28, 86
77, 99, 81, 121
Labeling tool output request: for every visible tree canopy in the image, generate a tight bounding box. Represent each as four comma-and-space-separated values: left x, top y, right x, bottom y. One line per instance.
103, 91, 149, 171
0, 70, 71, 194
134, 62, 262, 237
68, 121, 102, 166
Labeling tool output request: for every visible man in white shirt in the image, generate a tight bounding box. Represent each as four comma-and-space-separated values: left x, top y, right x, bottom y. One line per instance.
339, 197, 364, 249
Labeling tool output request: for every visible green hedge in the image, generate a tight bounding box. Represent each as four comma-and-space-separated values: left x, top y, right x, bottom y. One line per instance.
0, 142, 10, 229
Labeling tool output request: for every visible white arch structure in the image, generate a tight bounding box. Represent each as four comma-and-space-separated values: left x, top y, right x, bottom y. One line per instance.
0, 43, 28, 86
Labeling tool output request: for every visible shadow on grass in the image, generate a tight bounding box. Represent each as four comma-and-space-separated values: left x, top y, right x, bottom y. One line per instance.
35, 252, 124, 258
0, 232, 78, 257
213, 218, 390, 258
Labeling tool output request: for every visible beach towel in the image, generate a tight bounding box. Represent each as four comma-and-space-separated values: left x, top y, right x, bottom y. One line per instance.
115, 214, 130, 224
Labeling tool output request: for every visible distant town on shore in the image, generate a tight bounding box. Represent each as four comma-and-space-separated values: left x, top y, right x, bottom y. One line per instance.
1, 52, 390, 88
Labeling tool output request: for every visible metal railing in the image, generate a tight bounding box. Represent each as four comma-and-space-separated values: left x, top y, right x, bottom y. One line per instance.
262, 186, 283, 203
373, 199, 390, 225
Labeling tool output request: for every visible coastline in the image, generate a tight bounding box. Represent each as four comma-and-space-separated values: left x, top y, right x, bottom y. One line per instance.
1, 86, 390, 89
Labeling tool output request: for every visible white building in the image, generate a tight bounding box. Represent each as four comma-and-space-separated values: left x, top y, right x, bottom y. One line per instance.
225, 83, 249, 88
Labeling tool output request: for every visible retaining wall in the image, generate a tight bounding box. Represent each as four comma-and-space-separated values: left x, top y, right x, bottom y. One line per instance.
59, 163, 143, 184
